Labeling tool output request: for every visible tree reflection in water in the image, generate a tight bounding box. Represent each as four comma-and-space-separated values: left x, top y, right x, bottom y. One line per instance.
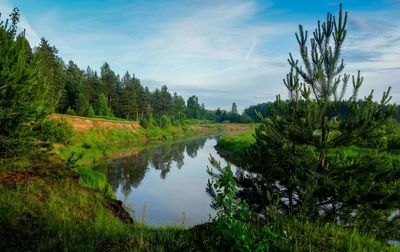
94, 137, 211, 196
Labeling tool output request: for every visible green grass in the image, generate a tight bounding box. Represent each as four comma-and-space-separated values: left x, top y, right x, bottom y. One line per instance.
0, 157, 396, 251
216, 130, 255, 158
0, 175, 203, 251
77, 167, 114, 198
57, 122, 228, 166
268, 218, 398, 251
1, 119, 397, 251
0, 174, 394, 251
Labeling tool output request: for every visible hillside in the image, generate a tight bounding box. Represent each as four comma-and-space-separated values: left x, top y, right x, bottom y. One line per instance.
51, 114, 141, 133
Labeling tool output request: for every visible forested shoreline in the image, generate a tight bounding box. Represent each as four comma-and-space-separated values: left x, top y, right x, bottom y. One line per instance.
32, 36, 253, 125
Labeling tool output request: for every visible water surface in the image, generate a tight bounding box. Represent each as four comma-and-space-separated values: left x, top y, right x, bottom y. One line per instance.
94, 136, 233, 226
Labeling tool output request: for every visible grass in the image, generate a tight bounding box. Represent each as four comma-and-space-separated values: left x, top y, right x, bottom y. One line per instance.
77, 167, 114, 198
57, 122, 228, 166
1, 118, 398, 251
0, 176, 201, 251
216, 129, 256, 163
0, 170, 394, 251
0, 155, 397, 251
268, 218, 398, 251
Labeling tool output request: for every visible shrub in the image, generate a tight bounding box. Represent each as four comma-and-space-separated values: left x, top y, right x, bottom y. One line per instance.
66, 106, 76, 115
206, 156, 278, 251
159, 115, 172, 129
34, 118, 74, 147
87, 105, 95, 118
140, 114, 155, 129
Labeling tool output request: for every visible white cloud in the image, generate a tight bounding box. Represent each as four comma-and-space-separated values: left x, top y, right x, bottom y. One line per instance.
2, 0, 399, 108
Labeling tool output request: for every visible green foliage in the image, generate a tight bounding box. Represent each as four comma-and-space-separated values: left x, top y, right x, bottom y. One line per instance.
216, 130, 255, 161
0, 172, 393, 251
33, 38, 66, 113
95, 93, 112, 116
0, 8, 54, 158
77, 167, 114, 198
206, 156, 277, 251
159, 115, 172, 129
186, 95, 202, 119
87, 105, 95, 118
34, 118, 73, 147
231, 102, 238, 114
243, 103, 272, 122
151, 85, 173, 117
75, 93, 90, 116
140, 114, 155, 129
66, 106, 76, 115
118, 71, 138, 120
243, 3, 399, 239
172, 92, 186, 122
267, 217, 397, 251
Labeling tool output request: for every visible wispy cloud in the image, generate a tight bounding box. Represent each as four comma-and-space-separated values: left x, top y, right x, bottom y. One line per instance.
4, 0, 400, 108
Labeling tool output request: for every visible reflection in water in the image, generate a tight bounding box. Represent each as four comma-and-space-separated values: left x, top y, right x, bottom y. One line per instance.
94, 136, 226, 226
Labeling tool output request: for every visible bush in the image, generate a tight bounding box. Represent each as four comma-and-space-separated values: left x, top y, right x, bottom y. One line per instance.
140, 114, 155, 129
206, 156, 278, 251
66, 106, 76, 115
34, 118, 74, 147
87, 105, 95, 118
159, 115, 172, 129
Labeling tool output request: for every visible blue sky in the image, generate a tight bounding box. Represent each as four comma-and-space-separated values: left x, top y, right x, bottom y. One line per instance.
1, 0, 399, 110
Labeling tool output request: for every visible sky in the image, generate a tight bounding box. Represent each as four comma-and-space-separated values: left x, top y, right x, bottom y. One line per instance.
1, 0, 399, 111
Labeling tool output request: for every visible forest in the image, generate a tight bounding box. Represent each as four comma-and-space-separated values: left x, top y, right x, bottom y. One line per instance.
1, 3, 400, 251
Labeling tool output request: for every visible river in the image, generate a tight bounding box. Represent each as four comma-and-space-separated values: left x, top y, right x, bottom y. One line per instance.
94, 135, 234, 227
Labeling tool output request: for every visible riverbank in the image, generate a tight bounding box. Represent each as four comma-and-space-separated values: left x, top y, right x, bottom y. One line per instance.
215, 129, 255, 165
0, 116, 396, 251
53, 114, 252, 166
215, 129, 400, 250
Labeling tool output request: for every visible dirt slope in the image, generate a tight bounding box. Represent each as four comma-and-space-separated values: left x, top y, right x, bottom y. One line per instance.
51, 114, 141, 133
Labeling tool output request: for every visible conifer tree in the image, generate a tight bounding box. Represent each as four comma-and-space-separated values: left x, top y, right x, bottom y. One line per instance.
0, 9, 52, 157
231, 102, 238, 114
65, 61, 85, 113
244, 4, 399, 234
172, 92, 186, 122
119, 71, 137, 119
187, 95, 201, 119
100, 62, 118, 108
96, 93, 111, 116
33, 38, 66, 112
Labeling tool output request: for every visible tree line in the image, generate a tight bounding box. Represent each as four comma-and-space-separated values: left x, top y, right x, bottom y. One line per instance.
33, 37, 259, 125
35, 38, 205, 123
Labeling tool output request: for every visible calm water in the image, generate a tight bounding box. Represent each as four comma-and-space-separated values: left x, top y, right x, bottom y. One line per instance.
94, 136, 234, 226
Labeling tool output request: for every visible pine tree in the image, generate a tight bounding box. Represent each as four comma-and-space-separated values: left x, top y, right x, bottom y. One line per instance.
33, 38, 66, 113
100, 62, 118, 109
84, 67, 102, 108
0, 8, 52, 157
65, 61, 85, 113
231, 102, 238, 114
87, 105, 95, 118
172, 92, 186, 122
96, 93, 111, 116
245, 4, 399, 234
119, 71, 137, 119
151, 88, 162, 117
187, 95, 200, 119
160, 85, 173, 116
